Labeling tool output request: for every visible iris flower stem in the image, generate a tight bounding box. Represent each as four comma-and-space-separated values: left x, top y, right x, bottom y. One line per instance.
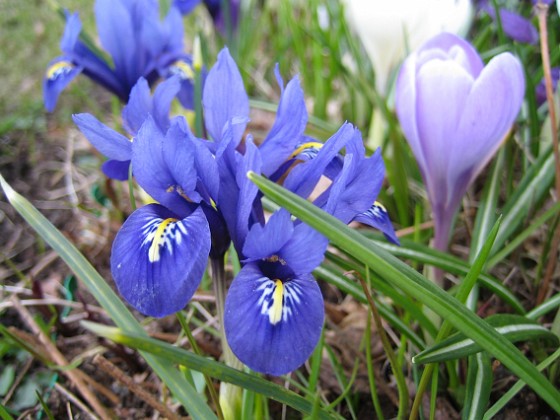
176, 311, 224, 420
359, 269, 409, 419
536, 1, 560, 304
210, 256, 243, 419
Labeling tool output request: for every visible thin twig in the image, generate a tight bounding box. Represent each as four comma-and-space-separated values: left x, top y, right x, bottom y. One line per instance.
10, 295, 112, 419
93, 354, 179, 420
536, 1, 560, 304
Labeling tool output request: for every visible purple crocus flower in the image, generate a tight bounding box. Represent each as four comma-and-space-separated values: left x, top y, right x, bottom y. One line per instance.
395, 33, 524, 253
73, 76, 181, 180
479, 0, 539, 44
44, 0, 195, 112
536, 67, 560, 107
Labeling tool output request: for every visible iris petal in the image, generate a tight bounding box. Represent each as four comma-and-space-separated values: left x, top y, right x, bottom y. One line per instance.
353, 202, 400, 245
72, 113, 132, 161
224, 264, 324, 376
43, 58, 83, 112
111, 204, 210, 317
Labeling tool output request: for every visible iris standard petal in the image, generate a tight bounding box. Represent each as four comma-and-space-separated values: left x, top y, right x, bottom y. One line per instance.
152, 75, 181, 131
111, 204, 210, 317
60, 12, 82, 53
259, 74, 308, 177
122, 78, 152, 135
44, 58, 83, 112
202, 48, 249, 143
283, 123, 355, 199
72, 113, 132, 161
224, 264, 324, 376
279, 223, 328, 275
173, 0, 202, 14
242, 210, 294, 262
101, 159, 130, 181
95, 0, 138, 89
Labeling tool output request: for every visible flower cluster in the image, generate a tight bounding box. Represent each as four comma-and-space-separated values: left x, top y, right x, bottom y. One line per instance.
395, 33, 525, 253
44, 0, 196, 112
74, 48, 398, 375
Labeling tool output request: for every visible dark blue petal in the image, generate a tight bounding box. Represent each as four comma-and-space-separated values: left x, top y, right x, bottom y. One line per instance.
111, 204, 210, 317
279, 222, 328, 275
224, 264, 324, 375
152, 75, 181, 131
132, 117, 196, 216
283, 123, 354, 199
259, 72, 308, 177
44, 58, 83, 112
353, 202, 400, 245
202, 48, 249, 143
122, 78, 152, 135
72, 113, 132, 161
173, 0, 202, 15
60, 12, 82, 53
243, 210, 294, 262
102, 159, 130, 180
95, 0, 138, 88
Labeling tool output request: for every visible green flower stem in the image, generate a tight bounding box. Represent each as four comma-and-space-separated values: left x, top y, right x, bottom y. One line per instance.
176, 311, 224, 420
211, 257, 243, 420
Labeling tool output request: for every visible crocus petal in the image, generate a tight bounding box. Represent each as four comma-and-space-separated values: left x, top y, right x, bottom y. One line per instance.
484, 6, 538, 44
102, 159, 130, 181
353, 202, 400, 245
202, 48, 249, 143
72, 113, 132, 161
111, 204, 210, 317
259, 71, 308, 176
224, 264, 324, 376
44, 58, 83, 112
448, 52, 524, 208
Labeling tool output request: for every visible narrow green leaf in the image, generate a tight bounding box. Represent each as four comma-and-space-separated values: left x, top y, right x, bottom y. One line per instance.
36, 391, 56, 420
0, 403, 14, 420
414, 315, 558, 364
368, 237, 526, 314
0, 173, 216, 420
81, 322, 333, 419
248, 171, 560, 413
462, 353, 493, 420
492, 149, 555, 254
527, 293, 560, 320
484, 347, 560, 419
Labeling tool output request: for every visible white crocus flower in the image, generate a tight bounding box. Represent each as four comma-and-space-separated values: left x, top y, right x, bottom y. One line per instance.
344, 0, 474, 96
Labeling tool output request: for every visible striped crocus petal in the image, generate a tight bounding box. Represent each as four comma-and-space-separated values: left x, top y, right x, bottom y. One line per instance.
111, 204, 210, 317
224, 263, 324, 376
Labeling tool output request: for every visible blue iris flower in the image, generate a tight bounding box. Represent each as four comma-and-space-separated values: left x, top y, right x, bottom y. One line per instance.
44, 0, 195, 112
173, 0, 241, 35
110, 115, 228, 317
73, 75, 181, 180
224, 210, 327, 375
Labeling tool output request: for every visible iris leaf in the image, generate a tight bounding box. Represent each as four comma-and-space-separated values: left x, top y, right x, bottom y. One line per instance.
248, 171, 560, 413
0, 173, 216, 420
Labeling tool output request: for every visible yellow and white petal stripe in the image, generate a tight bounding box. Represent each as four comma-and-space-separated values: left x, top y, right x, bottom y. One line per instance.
46, 60, 75, 81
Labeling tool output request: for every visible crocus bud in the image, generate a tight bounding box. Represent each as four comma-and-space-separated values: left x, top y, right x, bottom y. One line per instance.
395, 33, 525, 252
343, 0, 473, 96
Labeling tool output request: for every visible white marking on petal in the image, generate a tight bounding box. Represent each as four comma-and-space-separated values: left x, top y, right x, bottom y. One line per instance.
141, 217, 186, 263
256, 278, 303, 325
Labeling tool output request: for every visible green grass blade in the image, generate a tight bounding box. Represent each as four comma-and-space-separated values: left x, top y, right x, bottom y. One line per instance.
484, 347, 560, 419
527, 293, 560, 319
0, 173, 216, 420
248, 171, 560, 413
81, 321, 333, 419
368, 237, 526, 314
0, 404, 14, 420
492, 149, 555, 254
414, 315, 559, 364
462, 353, 493, 420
